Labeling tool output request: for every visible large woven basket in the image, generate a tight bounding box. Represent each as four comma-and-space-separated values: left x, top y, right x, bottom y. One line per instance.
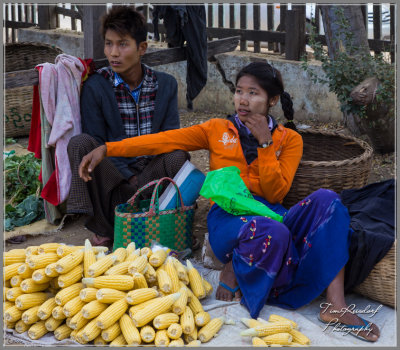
353, 241, 396, 307
4, 42, 63, 138
283, 129, 373, 208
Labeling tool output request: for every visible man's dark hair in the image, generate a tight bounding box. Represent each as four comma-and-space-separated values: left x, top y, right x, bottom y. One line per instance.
101, 6, 147, 47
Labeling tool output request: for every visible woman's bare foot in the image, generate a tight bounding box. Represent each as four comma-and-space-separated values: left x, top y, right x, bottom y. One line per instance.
216, 260, 242, 301
319, 302, 380, 342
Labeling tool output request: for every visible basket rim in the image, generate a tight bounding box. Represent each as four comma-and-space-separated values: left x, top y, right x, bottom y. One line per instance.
5, 41, 63, 51
298, 129, 373, 168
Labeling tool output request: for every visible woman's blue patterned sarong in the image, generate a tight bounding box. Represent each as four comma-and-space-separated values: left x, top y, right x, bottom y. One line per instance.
207, 189, 352, 319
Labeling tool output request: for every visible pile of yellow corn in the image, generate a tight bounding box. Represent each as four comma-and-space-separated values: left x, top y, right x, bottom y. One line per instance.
240, 314, 311, 347
3, 240, 230, 346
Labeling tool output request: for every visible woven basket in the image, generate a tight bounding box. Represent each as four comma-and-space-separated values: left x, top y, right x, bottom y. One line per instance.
283, 129, 373, 208
353, 241, 396, 308
4, 42, 63, 138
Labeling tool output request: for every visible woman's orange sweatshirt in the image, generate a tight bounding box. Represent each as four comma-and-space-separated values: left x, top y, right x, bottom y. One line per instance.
106, 118, 303, 204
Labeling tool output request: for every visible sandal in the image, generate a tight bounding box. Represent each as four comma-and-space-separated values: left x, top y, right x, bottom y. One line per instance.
6, 235, 27, 244
219, 281, 240, 294
90, 234, 114, 252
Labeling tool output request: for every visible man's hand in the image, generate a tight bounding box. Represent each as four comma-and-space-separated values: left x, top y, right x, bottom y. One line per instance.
79, 145, 107, 182
244, 113, 272, 145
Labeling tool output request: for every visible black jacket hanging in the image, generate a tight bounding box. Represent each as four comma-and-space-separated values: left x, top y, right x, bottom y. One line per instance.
152, 5, 208, 109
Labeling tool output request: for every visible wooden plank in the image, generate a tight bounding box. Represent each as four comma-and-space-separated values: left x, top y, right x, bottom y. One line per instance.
4, 20, 38, 29
206, 27, 285, 43
208, 4, 213, 28
280, 4, 287, 53
285, 10, 300, 60
240, 4, 247, 51
253, 3, 260, 53
38, 5, 57, 30
267, 4, 274, 51
218, 4, 224, 28
54, 6, 82, 20
373, 4, 381, 55
5, 36, 240, 89
315, 5, 321, 33
11, 4, 16, 43
83, 6, 107, 60
360, 4, 368, 29
292, 5, 306, 58
229, 4, 234, 28
31, 4, 35, 24
390, 5, 394, 62
5, 4, 10, 43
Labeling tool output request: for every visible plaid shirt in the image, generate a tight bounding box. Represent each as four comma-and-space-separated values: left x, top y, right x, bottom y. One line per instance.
97, 64, 158, 138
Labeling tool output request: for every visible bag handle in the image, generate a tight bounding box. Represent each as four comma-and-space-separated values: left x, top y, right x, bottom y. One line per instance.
127, 177, 186, 215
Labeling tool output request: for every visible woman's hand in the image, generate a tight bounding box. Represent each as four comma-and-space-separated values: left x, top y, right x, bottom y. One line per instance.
78, 145, 107, 182
244, 113, 272, 145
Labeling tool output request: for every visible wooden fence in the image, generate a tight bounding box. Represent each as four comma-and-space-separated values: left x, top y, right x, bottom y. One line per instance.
3, 3, 395, 62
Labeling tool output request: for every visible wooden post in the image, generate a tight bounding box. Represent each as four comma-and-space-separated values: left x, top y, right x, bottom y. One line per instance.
253, 3, 260, 53
315, 5, 321, 33
208, 4, 214, 40
285, 9, 305, 61
229, 4, 235, 28
373, 4, 381, 55
390, 5, 394, 63
267, 4, 274, 51
38, 5, 57, 30
83, 5, 107, 60
279, 4, 287, 54
293, 5, 306, 58
240, 4, 247, 51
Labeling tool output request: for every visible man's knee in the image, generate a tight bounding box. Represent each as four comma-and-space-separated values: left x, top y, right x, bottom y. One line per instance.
168, 150, 190, 164
67, 133, 99, 155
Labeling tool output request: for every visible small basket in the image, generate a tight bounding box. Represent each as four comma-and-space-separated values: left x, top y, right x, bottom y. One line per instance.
283, 129, 373, 208
353, 241, 396, 308
4, 42, 63, 138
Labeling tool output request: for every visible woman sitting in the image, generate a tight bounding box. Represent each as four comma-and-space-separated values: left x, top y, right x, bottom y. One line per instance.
78, 61, 380, 342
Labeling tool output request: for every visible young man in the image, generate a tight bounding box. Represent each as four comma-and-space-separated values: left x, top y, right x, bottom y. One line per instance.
67, 6, 189, 248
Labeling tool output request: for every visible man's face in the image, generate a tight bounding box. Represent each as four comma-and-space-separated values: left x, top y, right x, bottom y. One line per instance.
104, 29, 147, 77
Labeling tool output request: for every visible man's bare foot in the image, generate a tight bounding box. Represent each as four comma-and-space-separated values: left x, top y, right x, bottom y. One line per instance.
216, 260, 242, 302
319, 302, 380, 342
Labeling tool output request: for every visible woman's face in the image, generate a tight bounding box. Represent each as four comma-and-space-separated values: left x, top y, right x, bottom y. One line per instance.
234, 75, 270, 123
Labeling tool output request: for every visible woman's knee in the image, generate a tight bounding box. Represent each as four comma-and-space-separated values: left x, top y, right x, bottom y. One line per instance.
309, 188, 339, 203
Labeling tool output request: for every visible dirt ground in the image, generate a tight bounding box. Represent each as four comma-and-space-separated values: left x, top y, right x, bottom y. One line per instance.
4, 110, 395, 258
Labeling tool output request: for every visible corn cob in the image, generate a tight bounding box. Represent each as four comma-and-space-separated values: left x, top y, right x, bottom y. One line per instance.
104, 261, 130, 275
167, 322, 183, 339
17, 263, 34, 279
4, 263, 24, 281
15, 319, 30, 333
96, 288, 126, 303
80, 287, 99, 302
172, 286, 189, 315
101, 322, 121, 342
128, 255, 148, 274
20, 279, 49, 293
15, 292, 48, 310
25, 246, 39, 256
44, 263, 59, 277
26, 253, 58, 269
31, 269, 52, 284
83, 275, 134, 291
69, 310, 89, 330
125, 248, 141, 262
186, 259, 206, 299
45, 316, 64, 331
96, 298, 129, 329
154, 329, 170, 347
4, 300, 14, 311
49, 277, 60, 291
138, 246, 150, 257
52, 305, 67, 320
21, 305, 41, 324
88, 254, 117, 277
37, 297, 57, 320
240, 322, 293, 337
195, 311, 211, 327
38, 243, 61, 254
187, 290, 204, 315
69, 328, 79, 342
252, 336, 268, 346
149, 248, 167, 267
125, 242, 136, 255
4, 305, 23, 322
82, 300, 108, 319
268, 314, 298, 329
164, 258, 180, 294
6, 287, 24, 302
4, 320, 17, 329
4, 249, 26, 265
198, 316, 225, 343
187, 339, 201, 347
184, 326, 198, 343
144, 263, 157, 283
54, 324, 73, 340
28, 320, 48, 340
55, 282, 84, 305
109, 334, 127, 346
57, 264, 83, 288
169, 338, 185, 347
153, 312, 180, 329
55, 249, 84, 274
81, 316, 103, 342
139, 325, 155, 343
128, 297, 162, 318
4, 279, 11, 288
172, 257, 189, 284
112, 247, 127, 264
241, 317, 270, 329
202, 277, 213, 296
63, 295, 86, 317
75, 327, 89, 345
56, 244, 84, 257
126, 287, 159, 305
119, 313, 141, 345
133, 272, 148, 289
181, 305, 195, 334
289, 329, 310, 345
94, 335, 108, 345
132, 292, 181, 327
10, 275, 22, 287
83, 239, 96, 278
156, 269, 172, 293
262, 332, 293, 345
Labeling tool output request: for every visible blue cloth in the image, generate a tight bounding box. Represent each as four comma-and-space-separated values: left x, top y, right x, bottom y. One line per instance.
207, 189, 352, 319
114, 72, 143, 104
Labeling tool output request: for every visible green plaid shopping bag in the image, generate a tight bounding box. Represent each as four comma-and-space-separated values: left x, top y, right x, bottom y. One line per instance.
113, 177, 196, 251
